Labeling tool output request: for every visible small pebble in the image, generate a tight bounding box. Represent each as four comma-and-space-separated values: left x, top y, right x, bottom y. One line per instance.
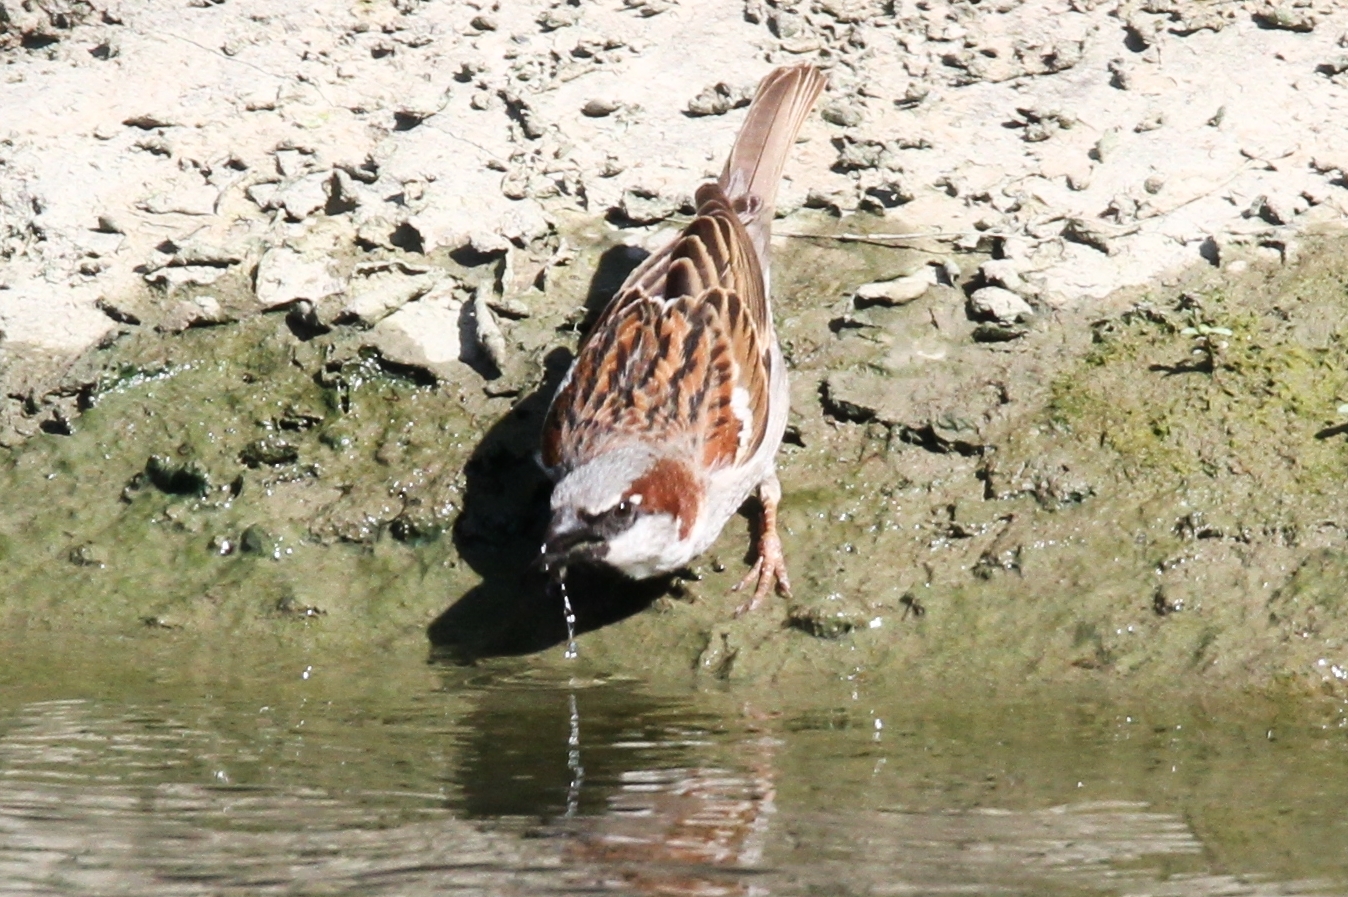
1134, 111, 1164, 133
1318, 56, 1348, 76
821, 100, 863, 127
581, 98, 620, 118
1254, 6, 1315, 32
686, 82, 751, 117
1092, 128, 1121, 161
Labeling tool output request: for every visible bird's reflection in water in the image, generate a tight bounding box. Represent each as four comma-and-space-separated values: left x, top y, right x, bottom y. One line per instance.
565, 758, 776, 896
455, 682, 778, 896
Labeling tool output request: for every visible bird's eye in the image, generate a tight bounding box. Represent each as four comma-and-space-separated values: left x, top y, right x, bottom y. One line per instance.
614, 499, 635, 520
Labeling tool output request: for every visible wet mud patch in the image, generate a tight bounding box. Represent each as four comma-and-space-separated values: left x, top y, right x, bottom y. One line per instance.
0, 314, 481, 644
3, 215, 1348, 699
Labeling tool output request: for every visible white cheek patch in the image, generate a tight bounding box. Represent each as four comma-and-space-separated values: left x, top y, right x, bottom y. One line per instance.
605, 512, 689, 579
730, 385, 753, 455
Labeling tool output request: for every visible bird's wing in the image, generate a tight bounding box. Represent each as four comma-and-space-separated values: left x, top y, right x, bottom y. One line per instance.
540, 186, 771, 476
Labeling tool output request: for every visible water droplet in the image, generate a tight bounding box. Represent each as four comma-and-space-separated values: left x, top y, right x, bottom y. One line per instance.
560, 574, 578, 660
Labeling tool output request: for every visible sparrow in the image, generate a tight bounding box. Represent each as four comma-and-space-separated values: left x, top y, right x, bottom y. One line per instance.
539, 64, 826, 614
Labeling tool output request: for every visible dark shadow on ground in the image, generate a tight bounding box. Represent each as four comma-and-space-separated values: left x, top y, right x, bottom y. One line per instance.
428, 244, 671, 663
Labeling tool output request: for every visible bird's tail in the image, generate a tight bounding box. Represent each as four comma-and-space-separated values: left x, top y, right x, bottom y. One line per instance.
719, 64, 827, 255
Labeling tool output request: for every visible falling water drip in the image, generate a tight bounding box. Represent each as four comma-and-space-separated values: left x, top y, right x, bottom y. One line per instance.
565, 691, 583, 818
560, 576, 578, 660
547, 558, 578, 660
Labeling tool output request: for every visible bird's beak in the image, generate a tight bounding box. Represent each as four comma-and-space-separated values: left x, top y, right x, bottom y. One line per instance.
541, 520, 607, 572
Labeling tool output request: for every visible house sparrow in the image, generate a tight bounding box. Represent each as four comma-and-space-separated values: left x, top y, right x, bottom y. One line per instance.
539, 64, 826, 614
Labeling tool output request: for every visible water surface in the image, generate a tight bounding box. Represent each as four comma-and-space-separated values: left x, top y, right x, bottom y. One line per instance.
2, 637, 1346, 896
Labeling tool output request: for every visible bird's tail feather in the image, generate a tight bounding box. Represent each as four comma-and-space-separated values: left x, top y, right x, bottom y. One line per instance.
719, 64, 827, 250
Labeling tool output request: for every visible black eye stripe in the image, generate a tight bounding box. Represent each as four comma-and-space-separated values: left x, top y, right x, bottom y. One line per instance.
578, 498, 643, 537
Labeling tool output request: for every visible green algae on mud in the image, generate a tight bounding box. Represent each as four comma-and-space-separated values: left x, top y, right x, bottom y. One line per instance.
3, 217, 1348, 699
0, 316, 482, 644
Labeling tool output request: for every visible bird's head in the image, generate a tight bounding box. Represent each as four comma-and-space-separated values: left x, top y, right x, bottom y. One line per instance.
542, 445, 701, 581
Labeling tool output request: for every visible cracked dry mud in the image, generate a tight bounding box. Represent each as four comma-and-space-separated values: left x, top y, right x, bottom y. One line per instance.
3, 0, 1348, 697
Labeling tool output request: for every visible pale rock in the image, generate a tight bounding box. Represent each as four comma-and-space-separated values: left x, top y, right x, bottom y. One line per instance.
802, 185, 854, 214
468, 230, 511, 255
470, 285, 507, 374
2, 0, 1347, 406
979, 259, 1026, 292
1000, 236, 1035, 261
70, 230, 125, 258
397, 83, 451, 122
1302, 181, 1332, 207
145, 265, 227, 288
157, 296, 230, 333
274, 148, 312, 178
888, 191, 977, 236
355, 215, 401, 249
686, 82, 753, 117
276, 172, 332, 221
171, 242, 244, 267
0, 280, 115, 353
240, 86, 279, 111
968, 286, 1033, 323
246, 182, 280, 210
338, 264, 438, 325
1311, 153, 1348, 176
254, 247, 343, 309
136, 184, 219, 216
327, 169, 364, 212
821, 99, 864, 127
582, 98, 621, 118
367, 285, 465, 379
1246, 192, 1307, 226
407, 180, 549, 252
144, 243, 243, 287
619, 186, 681, 224
1301, 204, 1345, 226
854, 268, 937, 307
500, 203, 551, 246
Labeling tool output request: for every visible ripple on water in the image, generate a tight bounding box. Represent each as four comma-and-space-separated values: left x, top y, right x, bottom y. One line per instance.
0, 649, 1346, 896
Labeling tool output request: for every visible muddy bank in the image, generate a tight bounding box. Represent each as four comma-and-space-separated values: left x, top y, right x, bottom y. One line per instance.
3, 201, 1348, 697
5, 0, 1348, 697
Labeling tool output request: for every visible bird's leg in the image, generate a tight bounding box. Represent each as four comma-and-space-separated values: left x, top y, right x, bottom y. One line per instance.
733, 472, 792, 616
